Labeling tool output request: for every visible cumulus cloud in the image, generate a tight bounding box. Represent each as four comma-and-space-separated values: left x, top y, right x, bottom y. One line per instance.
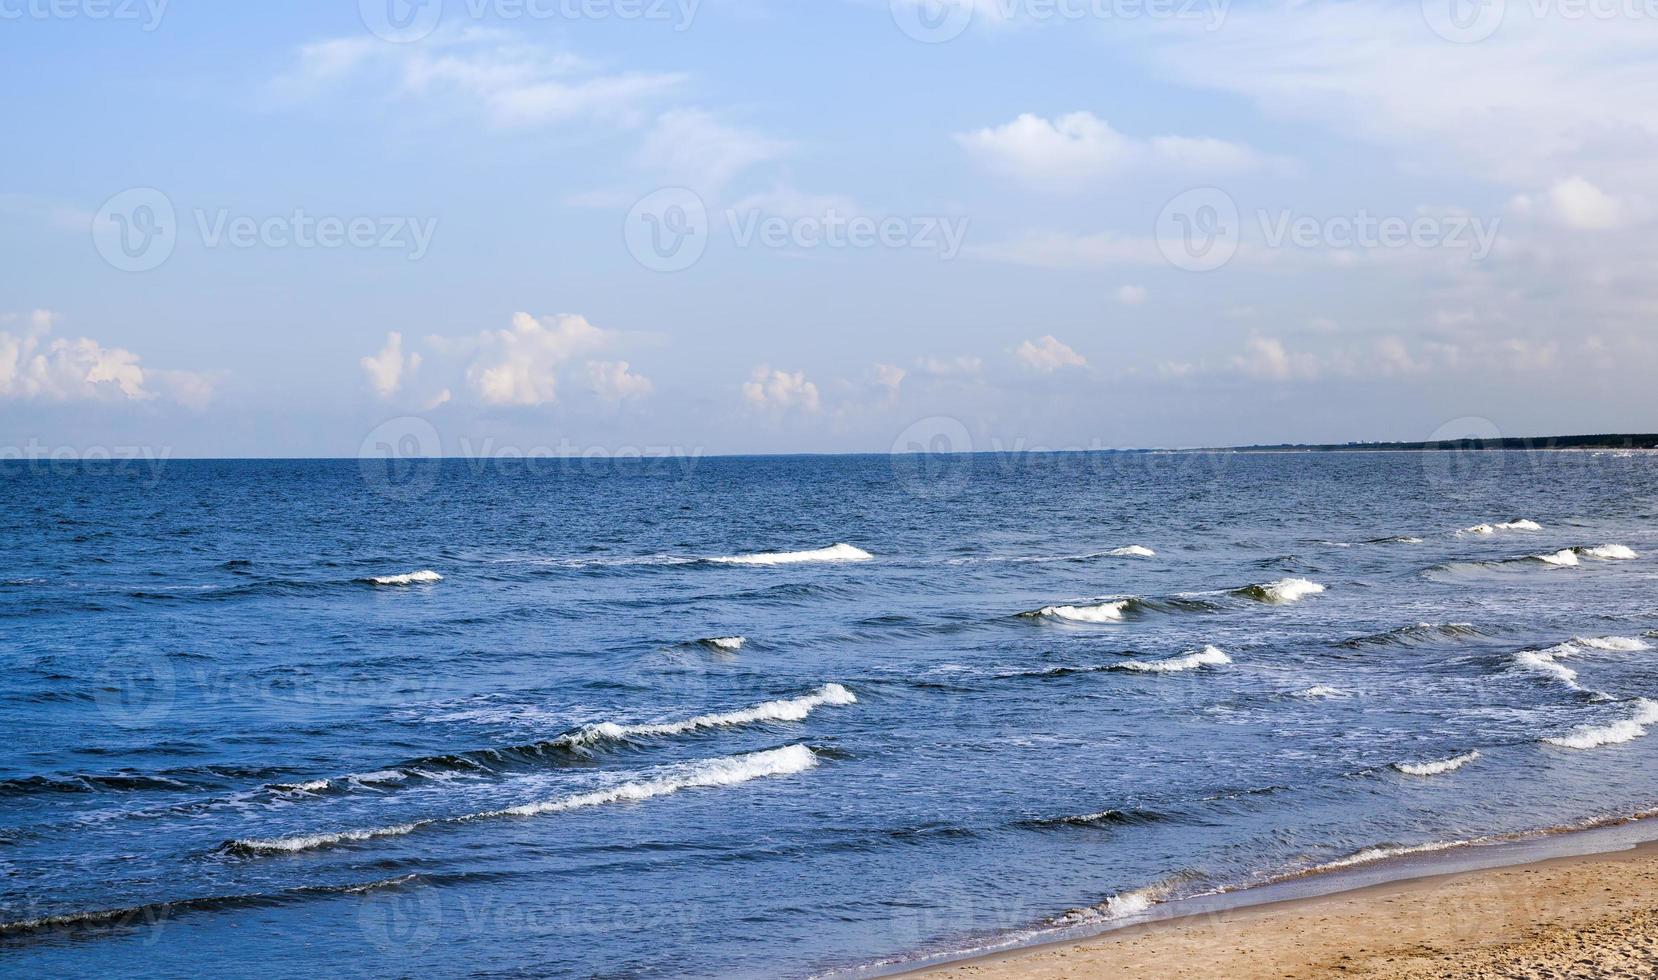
462, 312, 611, 406
742, 366, 821, 414
0, 310, 212, 407
586, 359, 654, 402
361, 331, 420, 398
956, 112, 1268, 190
1546, 176, 1622, 230
1014, 335, 1087, 372
1231, 335, 1323, 381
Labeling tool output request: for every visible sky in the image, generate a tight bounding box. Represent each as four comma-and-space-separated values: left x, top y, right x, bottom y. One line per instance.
3, 0, 1657, 458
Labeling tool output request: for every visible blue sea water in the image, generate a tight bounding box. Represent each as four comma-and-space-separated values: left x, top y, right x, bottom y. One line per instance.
4, 451, 1658, 977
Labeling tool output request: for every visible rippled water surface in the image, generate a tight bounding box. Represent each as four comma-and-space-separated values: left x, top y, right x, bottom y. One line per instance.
4, 452, 1658, 977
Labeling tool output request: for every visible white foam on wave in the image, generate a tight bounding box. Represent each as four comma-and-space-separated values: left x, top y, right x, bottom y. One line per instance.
1295, 685, 1345, 698
1030, 600, 1131, 623
1108, 545, 1157, 558
1312, 839, 1470, 872
1459, 519, 1542, 536
710, 543, 872, 566
1116, 646, 1231, 673
1250, 578, 1326, 603
230, 745, 819, 854
1580, 544, 1639, 561
702, 636, 746, 651
562, 685, 856, 747
1543, 699, 1658, 750
1534, 549, 1580, 566
368, 570, 443, 586
1392, 750, 1480, 776
1514, 635, 1652, 693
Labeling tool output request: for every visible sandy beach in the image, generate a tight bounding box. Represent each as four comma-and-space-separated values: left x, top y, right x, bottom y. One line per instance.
915, 839, 1658, 979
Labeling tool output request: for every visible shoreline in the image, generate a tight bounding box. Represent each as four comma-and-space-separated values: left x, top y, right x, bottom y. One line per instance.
849, 813, 1658, 979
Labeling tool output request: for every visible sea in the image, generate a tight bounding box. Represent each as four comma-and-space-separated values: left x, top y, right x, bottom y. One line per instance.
3, 450, 1658, 977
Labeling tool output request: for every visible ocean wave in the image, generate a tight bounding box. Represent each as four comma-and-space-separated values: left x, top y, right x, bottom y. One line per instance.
1458, 519, 1542, 536
1513, 636, 1652, 692
1310, 838, 1474, 873
226, 745, 819, 856
1339, 622, 1481, 648
1115, 646, 1231, 673
1022, 600, 1132, 623
1236, 578, 1326, 604
1579, 544, 1639, 561
700, 636, 746, 651
1019, 807, 1167, 830
1293, 685, 1345, 698
1542, 699, 1658, 750
1391, 750, 1480, 776
365, 570, 443, 586
561, 685, 856, 748
710, 544, 872, 566
1108, 545, 1156, 558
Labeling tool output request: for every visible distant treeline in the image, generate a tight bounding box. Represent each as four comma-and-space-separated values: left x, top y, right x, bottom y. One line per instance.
1222, 434, 1658, 452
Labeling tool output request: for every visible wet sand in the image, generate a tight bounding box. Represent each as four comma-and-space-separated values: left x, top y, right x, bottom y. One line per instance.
914, 840, 1658, 979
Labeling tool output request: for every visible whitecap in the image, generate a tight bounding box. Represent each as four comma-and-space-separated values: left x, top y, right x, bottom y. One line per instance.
229, 745, 819, 855
1534, 549, 1580, 567
1392, 751, 1480, 776
1459, 519, 1541, 536
1543, 699, 1658, 750
560, 684, 856, 747
710, 544, 872, 566
1294, 685, 1345, 698
368, 570, 443, 586
701, 636, 746, 651
1243, 578, 1326, 603
1027, 600, 1131, 623
1108, 545, 1156, 558
1579, 544, 1638, 561
1115, 646, 1231, 673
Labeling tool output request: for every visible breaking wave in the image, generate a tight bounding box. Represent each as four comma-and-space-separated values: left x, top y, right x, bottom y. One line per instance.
1294, 685, 1345, 698
1114, 646, 1231, 674
710, 544, 872, 566
1023, 600, 1132, 623
700, 636, 747, 651
226, 745, 820, 855
1513, 636, 1651, 693
561, 685, 856, 748
1542, 699, 1658, 750
1339, 622, 1481, 648
1392, 751, 1480, 776
1458, 519, 1542, 535
1236, 578, 1326, 604
1108, 545, 1156, 558
364, 570, 443, 586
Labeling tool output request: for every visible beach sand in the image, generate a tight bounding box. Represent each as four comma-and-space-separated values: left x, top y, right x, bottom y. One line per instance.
915, 841, 1658, 979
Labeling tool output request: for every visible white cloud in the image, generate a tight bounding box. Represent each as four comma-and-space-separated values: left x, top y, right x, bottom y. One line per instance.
361, 331, 420, 398
0, 310, 211, 407
955, 111, 1267, 190
917, 355, 984, 376
271, 31, 684, 130
1115, 285, 1149, 305
1546, 176, 1622, 230
586, 359, 654, 402
1231, 335, 1323, 381
638, 109, 790, 194
1014, 335, 1087, 372
871, 362, 906, 402
464, 313, 610, 406
967, 231, 1163, 269
742, 366, 821, 414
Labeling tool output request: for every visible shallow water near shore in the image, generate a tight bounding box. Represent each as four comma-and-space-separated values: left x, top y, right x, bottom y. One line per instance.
4, 451, 1658, 977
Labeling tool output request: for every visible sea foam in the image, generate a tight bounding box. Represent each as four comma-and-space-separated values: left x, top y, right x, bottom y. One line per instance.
1459, 519, 1542, 536
711, 544, 872, 566
1392, 751, 1480, 776
367, 570, 443, 586
228, 745, 819, 855
1240, 578, 1326, 604
1115, 646, 1231, 673
1108, 545, 1157, 558
561, 685, 856, 748
1543, 699, 1658, 750
1026, 600, 1131, 623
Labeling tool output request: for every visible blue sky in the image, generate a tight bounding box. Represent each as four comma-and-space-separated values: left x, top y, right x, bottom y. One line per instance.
3, 0, 1655, 457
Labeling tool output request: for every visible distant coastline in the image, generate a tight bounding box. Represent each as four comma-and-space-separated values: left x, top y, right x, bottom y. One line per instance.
1210, 433, 1658, 453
